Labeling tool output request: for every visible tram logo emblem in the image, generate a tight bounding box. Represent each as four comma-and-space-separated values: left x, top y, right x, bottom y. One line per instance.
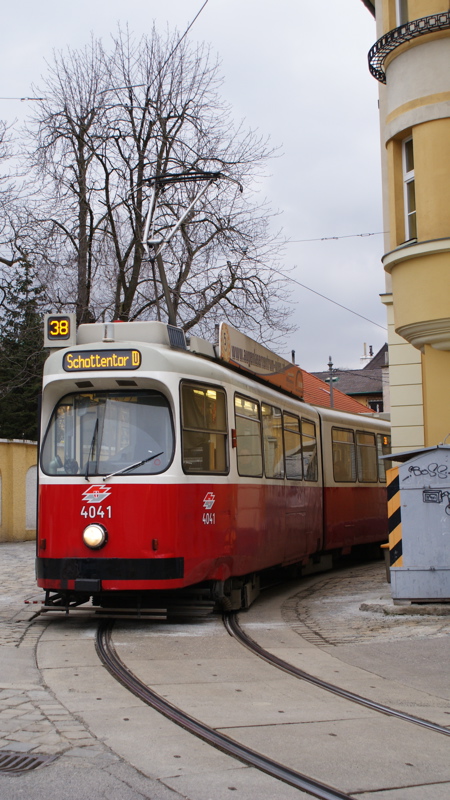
203, 492, 215, 510
82, 485, 112, 503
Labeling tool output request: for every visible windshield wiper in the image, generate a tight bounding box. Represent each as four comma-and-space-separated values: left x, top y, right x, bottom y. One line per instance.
85, 419, 99, 481
102, 452, 164, 482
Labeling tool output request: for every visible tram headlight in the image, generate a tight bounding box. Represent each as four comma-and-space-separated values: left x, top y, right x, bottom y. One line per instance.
82, 523, 108, 550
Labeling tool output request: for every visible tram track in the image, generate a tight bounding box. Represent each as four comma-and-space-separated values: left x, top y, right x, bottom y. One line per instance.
225, 613, 450, 738
95, 604, 450, 800
96, 619, 352, 800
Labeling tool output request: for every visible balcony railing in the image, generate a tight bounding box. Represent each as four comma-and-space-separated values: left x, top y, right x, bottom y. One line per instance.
368, 13, 450, 83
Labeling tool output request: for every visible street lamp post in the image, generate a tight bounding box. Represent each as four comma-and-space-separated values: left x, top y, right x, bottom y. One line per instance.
328, 355, 334, 408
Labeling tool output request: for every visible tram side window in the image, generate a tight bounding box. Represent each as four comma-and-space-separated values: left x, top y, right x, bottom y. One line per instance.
356, 431, 378, 482
332, 428, 356, 482
262, 404, 284, 479
235, 395, 263, 477
377, 433, 392, 482
302, 419, 318, 481
283, 413, 302, 480
181, 383, 228, 474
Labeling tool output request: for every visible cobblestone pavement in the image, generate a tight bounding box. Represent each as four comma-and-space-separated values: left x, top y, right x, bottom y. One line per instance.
282, 561, 450, 647
0, 542, 184, 799
0, 540, 40, 646
0, 541, 110, 759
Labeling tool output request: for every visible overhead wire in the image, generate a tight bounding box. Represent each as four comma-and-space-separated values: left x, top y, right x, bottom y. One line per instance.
289, 231, 385, 243
1, 0, 211, 102
279, 229, 388, 330
272, 267, 387, 332
129, 0, 210, 94
0, 96, 44, 102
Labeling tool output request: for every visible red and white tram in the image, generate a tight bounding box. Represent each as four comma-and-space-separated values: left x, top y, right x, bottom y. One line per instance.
37, 318, 390, 612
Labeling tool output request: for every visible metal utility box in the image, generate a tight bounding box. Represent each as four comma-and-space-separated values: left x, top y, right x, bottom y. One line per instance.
387, 445, 450, 601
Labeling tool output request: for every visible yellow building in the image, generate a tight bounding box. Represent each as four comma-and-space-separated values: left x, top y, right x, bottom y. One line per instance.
0, 440, 37, 542
362, 0, 450, 451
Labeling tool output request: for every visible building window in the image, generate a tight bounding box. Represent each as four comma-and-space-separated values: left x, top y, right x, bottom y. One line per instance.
403, 136, 416, 241
396, 0, 408, 25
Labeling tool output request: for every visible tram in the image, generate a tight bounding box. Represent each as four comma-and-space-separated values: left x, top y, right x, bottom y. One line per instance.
37, 317, 390, 612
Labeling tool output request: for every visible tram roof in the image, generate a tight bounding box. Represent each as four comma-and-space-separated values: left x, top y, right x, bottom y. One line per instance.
44, 319, 376, 416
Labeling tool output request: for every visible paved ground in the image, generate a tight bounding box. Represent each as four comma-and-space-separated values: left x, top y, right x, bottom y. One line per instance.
0, 542, 103, 757
0, 542, 181, 800
1, 542, 450, 800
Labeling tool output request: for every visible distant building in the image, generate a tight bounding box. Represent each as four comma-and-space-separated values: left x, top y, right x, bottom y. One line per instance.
300, 368, 376, 414
361, 0, 450, 451
311, 344, 387, 413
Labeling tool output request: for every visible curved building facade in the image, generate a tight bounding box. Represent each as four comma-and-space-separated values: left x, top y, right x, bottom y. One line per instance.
365, 1, 450, 449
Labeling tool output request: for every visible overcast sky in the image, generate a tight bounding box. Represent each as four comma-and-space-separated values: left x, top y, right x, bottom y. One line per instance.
0, 0, 386, 371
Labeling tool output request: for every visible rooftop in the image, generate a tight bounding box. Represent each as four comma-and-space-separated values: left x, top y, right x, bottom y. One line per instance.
311, 344, 387, 399
301, 369, 374, 414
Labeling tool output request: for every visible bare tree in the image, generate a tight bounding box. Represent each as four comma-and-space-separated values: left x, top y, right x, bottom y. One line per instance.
25, 39, 110, 323
0, 122, 29, 273
25, 27, 293, 342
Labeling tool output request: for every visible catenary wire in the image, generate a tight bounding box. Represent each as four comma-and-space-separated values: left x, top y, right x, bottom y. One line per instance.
1, 1, 210, 102
290, 231, 385, 243
273, 267, 387, 332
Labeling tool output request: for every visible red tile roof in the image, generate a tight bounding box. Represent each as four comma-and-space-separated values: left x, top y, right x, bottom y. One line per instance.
301, 369, 374, 414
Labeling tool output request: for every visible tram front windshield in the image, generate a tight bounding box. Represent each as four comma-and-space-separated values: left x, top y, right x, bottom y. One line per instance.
41, 391, 173, 477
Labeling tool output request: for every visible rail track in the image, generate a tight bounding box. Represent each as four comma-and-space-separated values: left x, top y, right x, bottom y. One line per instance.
224, 613, 450, 738
95, 597, 450, 800
96, 619, 351, 800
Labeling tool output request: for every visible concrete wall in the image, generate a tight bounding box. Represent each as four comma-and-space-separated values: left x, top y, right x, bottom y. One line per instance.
0, 440, 37, 543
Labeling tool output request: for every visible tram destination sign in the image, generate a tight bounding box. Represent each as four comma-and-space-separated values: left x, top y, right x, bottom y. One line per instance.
219, 322, 304, 399
63, 349, 142, 371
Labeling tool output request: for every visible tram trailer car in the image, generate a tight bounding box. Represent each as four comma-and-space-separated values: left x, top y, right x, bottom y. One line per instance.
37, 319, 391, 612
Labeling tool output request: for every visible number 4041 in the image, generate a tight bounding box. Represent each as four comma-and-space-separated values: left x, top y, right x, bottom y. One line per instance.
81, 505, 112, 519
